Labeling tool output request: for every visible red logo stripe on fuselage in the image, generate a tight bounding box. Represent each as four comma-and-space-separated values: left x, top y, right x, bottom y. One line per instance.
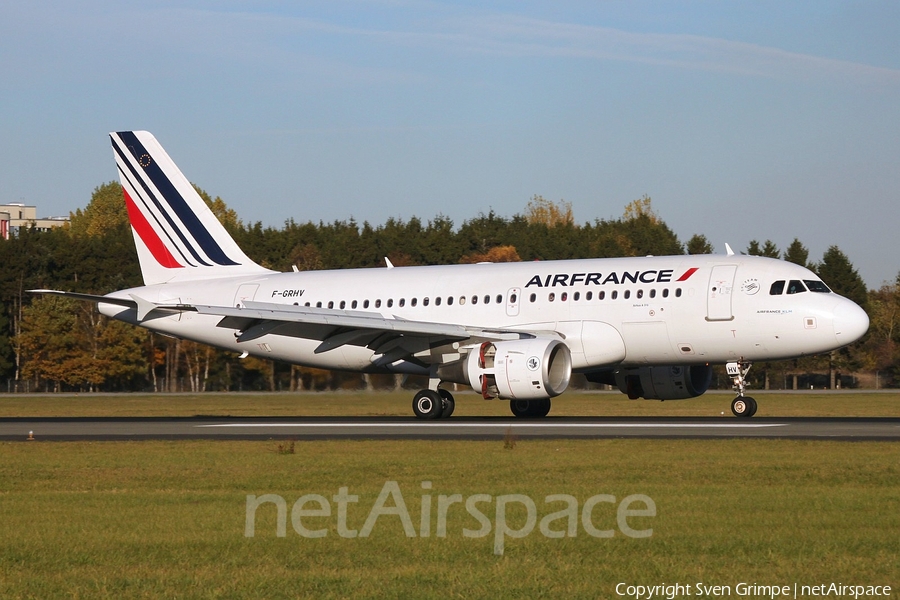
123, 188, 184, 269
676, 267, 699, 281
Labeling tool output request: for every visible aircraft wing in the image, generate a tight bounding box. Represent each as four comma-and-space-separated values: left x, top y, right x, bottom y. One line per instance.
29, 291, 542, 367
195, 300, 539, 366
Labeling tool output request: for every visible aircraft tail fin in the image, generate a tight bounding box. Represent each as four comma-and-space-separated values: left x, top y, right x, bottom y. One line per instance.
110, 131, 271, 285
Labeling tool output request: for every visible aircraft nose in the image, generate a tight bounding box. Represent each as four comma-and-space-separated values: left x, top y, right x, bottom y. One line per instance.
833, 300, 869, 345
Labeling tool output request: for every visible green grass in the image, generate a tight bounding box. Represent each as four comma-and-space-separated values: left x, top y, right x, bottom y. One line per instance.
0, 389, 899, 418
1, 439, 898, 598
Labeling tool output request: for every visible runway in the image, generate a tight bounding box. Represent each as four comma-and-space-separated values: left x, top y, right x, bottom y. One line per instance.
2, 416, 899, 441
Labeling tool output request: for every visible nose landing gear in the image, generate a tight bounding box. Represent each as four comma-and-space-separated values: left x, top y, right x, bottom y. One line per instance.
727, 360, 757, 417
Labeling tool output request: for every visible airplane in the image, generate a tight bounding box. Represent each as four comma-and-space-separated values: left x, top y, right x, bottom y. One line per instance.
34, 131, 870, 419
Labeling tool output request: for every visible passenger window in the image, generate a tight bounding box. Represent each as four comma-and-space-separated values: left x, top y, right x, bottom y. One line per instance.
387, 299, 393, 308
599, 291, 606, 300
649, 289, 656, 299
435, 297, 441, 306
611, 291, 618, 300
770, 281, 785, 295
423, 298, 429, 306
586, 291, 592, 301
804, 280, 831, 293
339, 301, 345, 309
529, 293, 536, 302
471, 295, 478, 305
399, 298, 405, 307
662, 289, 669, 298
573, 292, 580, 301
484, 295, 490, 304
375, 299, 381, 308
675, 288, 682, 298
411, 298, 417, 307
548, 293, 555, 302
459, 296, 466, 305
624, 290, 631, 299
787, 280, 807, 294
448, 297, 454, 306
637, 290, 643, 299
561, 292, 568, 302
496, 294, 503, 303
363, 300, 369, 309
316, 301, 322, 308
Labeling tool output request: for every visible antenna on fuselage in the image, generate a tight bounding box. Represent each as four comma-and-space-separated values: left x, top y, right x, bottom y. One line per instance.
725, 243, 735, 256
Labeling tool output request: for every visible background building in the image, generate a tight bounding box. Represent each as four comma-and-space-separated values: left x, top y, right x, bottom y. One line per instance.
0, 203, 69, 239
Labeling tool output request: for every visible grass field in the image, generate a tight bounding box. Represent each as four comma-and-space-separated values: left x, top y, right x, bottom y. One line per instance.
1, 439, 898, 598
1, 389, 899, 418
1, 392, 898, 598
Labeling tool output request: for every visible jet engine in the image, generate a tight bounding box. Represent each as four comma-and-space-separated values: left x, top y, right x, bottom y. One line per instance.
438, 339, 572, 400
613, 365, 713, 400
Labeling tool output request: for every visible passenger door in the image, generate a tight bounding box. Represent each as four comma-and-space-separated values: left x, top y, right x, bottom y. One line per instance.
707, 265, 737, 321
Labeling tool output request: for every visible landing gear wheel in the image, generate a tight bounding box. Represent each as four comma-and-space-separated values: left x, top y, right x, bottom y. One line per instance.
529, 398, 551, 418
438, 389, 455, 419
745, 396, 758, 417
731, 396, 756, 418
413, 389, 443, 420
510, 399, 531, 418
509, 398, 551, 418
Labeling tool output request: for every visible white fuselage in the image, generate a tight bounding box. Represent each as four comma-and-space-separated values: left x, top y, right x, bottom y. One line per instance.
100, 254, 868, 375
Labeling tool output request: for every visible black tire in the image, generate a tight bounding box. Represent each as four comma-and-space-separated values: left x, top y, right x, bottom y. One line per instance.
509, 398, 551, 418
413, 389, 443, 420
438, 389, 455, 419
745, 396, 758, 417
731, 396, 752, 417
529, 398, 551, 418
510, 399, 531, 418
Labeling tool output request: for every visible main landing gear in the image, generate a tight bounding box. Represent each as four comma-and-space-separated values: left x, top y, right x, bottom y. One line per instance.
509, 398, 551, 418
411, 386, 552, 419
412, 388, 455, 420
727, 360, 757, 418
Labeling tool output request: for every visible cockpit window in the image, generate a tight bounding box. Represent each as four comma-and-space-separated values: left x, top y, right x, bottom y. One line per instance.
804, 280, 831, 293
769, 280, 785, 295
786, 280, 807, 294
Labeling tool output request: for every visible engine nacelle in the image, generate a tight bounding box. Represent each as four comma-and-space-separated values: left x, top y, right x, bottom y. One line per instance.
614, 365, 713, 400
439, 339, 572, 400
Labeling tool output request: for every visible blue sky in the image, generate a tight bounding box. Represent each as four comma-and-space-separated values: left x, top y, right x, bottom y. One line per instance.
2, 1, 898, 286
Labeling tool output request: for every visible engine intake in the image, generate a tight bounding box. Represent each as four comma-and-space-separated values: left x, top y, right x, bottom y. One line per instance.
439, 339, 572, 400
614, 365, 713, 400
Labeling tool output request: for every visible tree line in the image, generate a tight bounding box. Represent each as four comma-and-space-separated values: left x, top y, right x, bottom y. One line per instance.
0, 186, 895, 393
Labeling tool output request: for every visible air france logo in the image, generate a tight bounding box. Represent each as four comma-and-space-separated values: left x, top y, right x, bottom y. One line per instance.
524, 268, 698, 288
526, 356, 541, 371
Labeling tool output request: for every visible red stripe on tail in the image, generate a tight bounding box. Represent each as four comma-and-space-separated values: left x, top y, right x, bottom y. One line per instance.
123, 189, 184, 269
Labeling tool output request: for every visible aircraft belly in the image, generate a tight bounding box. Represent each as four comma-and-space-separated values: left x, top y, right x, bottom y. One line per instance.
620, 321, 671, 364
555, 320, 626, 369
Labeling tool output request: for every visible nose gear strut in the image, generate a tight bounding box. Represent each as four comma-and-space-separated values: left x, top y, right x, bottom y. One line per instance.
726, 360, 757, 417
